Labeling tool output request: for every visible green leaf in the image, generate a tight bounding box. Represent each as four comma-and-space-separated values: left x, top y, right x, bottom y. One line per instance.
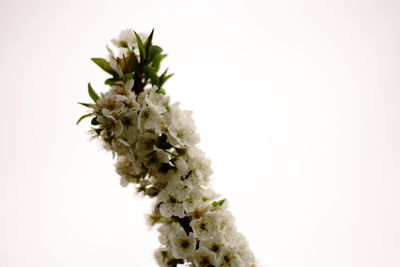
77, 102, 94, 108
88, 83, 99, 102
134, 32, 146, 62
212, 199, 226, 207
105, 77, 120, 86
143, 65, 159, 85
149, 45, 163, 61
144, 28, 154, 58
159, 69, 174, 88
151, 54, 166, 72
163, 73, 174, 83
91, 58, 116, 75
76, 113, 94, 125
149, 74, 159, 86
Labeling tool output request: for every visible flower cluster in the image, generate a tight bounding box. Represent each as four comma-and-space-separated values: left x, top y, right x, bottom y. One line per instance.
78, 29, 258, 267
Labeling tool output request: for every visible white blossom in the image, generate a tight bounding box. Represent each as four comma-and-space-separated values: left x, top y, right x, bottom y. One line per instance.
158, 178, 190, 218
193, 247, 217, 267
135, 132, 158, 157
157, 224, 175, 246
115, 154, 143, 185
190, 211, 220, 240
111, 29, 148, 50
199, 238, 223, 254
138, 106, 164, 133
166, 104, 200, 147
182, 169, 208, 188
186, 148, 213, 179
84, 29, 258, 267
144, 87, 169, 113
169, 228, 196, 259
216, 247, 243, 267
154, 247, 176, 267
168, 120, 199, 147
183, 187, 206, 213
173, 156, 188, 173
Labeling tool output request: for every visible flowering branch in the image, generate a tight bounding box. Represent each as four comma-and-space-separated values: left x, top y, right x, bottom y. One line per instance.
78, 29, 258, 267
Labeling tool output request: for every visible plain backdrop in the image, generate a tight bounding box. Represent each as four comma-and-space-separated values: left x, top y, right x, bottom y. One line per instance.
0, 0, 399, 266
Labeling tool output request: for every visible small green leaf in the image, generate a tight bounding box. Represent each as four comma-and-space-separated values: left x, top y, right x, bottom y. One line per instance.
149, 45, 163, 61
149, 75, 159, 86
212, 199, 226, 207
143, 65, 159, 85
159, 69, 174, 88
134, 32, 146, 62
88, 83, 99, 102
77, 102, 94, 108
163, 73, 174, 83
105, 77, 120, 86
151, 53, 166, 71
76, 113, 94, 125
91, 58, 116, 75
145, 28, 154, 58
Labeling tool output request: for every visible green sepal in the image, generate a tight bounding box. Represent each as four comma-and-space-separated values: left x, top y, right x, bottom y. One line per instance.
77, 102, 94, 108
88, 83, 99, 102
91, 58, 117, 76
76, 113, 94, 125
212, 199, 226, 207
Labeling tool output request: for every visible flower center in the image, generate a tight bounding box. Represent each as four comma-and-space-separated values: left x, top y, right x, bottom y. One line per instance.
180, 239, 190, 249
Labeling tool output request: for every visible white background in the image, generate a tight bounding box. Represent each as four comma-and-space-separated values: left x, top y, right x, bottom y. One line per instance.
0, 0, 399, 266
